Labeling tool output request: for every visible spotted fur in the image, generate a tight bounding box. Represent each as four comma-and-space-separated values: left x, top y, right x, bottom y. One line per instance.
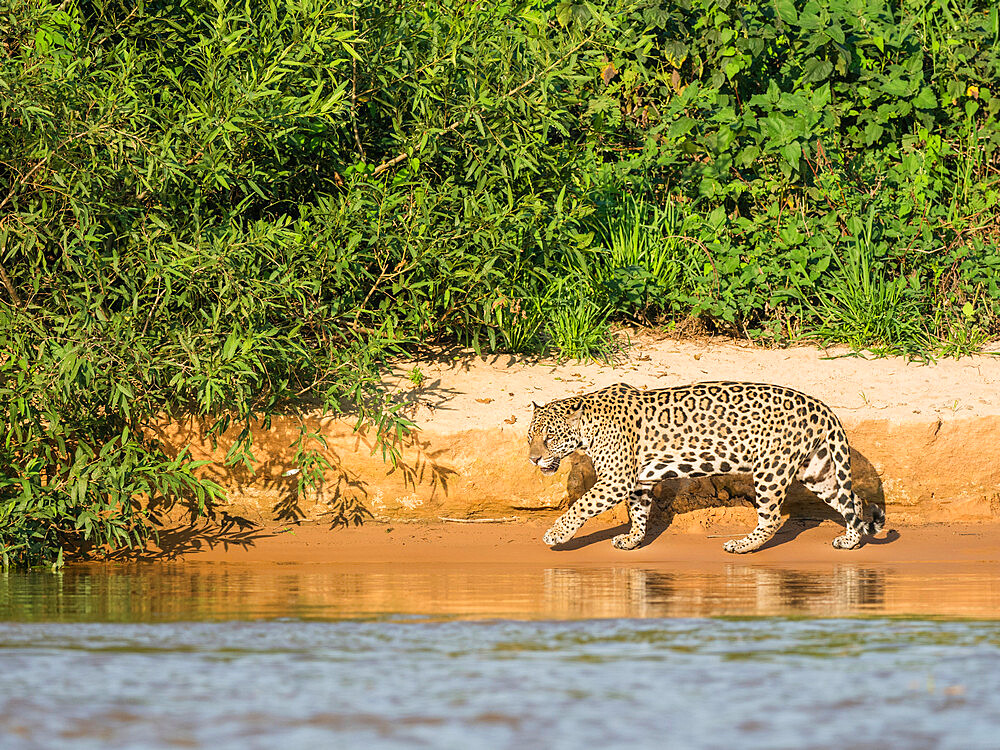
527, 381, 885, 553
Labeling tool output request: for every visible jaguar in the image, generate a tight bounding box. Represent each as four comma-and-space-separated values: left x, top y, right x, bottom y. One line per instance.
527, 381, 885, 553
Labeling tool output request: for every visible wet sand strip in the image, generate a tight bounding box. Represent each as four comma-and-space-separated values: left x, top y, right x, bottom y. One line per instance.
32, 520, 995, 621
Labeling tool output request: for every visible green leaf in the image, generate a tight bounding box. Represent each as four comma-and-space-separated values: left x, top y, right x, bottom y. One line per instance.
824, 24, 845, 45
912, 87, 937, 109
882, 77, 914, 98
801, 58, 833, 83
773, 0, 799, 24
783, 141, 802, 165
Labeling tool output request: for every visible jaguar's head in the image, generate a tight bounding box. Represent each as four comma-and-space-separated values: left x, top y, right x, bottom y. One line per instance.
527, 399, 584, 476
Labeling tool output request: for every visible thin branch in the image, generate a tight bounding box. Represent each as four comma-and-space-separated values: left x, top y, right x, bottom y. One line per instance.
0, 222, 21, 307
438, 516, 520, 523
0, 262, 21, 307
371, 151, 409, 177
350, 13, 366, 160
0, 154, 51, 216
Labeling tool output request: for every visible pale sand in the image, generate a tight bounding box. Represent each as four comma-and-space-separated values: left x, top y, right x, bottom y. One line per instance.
385, 333, 1000, 432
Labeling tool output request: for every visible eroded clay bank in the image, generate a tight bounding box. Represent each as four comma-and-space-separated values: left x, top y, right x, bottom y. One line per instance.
149, 337, 1000, 530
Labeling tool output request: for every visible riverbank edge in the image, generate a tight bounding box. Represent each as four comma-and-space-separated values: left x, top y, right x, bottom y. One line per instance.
140, 517, 1000, 568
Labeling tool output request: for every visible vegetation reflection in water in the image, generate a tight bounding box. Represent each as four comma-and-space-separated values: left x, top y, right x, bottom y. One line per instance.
2, 562, 998, 622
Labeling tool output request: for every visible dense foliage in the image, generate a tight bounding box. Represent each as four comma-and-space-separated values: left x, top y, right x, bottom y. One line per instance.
2, 0, 998, 565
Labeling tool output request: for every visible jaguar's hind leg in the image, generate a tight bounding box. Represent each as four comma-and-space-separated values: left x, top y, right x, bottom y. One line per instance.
724, 460, 795, 554
612, 488, 653, 550
798, 438, 867, 549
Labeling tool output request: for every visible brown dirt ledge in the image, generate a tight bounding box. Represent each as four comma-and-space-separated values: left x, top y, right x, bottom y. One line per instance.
150, 335, 1000, 549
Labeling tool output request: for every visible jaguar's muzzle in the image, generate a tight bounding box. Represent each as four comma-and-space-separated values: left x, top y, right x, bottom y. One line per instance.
530, 455, 561, 476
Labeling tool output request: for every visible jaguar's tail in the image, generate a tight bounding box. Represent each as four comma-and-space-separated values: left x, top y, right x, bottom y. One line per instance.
865, 503, 886, 536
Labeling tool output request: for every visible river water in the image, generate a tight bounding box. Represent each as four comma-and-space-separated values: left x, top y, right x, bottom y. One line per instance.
2, 562, 999, 749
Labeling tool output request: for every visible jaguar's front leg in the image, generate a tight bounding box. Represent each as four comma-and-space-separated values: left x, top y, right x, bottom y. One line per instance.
544, 478, 632, 547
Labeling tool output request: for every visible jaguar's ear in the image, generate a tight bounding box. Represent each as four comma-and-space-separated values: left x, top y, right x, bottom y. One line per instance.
531, 401, 542, 409
567, 402, 584, 429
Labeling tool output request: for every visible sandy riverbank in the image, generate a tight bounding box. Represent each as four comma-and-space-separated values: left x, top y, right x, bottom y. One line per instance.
150, 334, 1000, 531
152, 517, 996, 566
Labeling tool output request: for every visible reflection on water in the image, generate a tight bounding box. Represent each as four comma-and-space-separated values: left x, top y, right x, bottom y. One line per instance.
1, 561, 998, 622
543, 566, 891, 619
